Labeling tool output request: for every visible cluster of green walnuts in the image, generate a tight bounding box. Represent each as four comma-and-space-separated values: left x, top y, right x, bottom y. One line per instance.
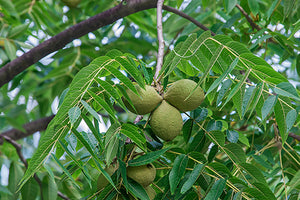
97, 79, 204, 199
124, 79, 205, 141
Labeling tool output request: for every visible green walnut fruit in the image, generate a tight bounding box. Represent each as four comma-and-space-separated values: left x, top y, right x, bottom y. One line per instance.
123, 85, 163, 115
164, 79, 204, 112
149, 100, 183, 141
145, 186, 156, 200
126, 163, 156, 187
61, 0, 81, 7
97, 164, 118, 190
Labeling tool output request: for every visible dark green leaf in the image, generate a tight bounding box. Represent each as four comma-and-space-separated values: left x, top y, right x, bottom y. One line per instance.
204, 179, 226, 200
127, 178, 150, 200
217, 79, 232, 105
207, 131, 225, 146
169, 154, 189, 195
223, 143, 246, 164
128, 148, 170, 166
21, 178, 39, 200
181, 164, 205, 194
120, 123, 146, 151
206, 58, 238, 95
42, 176, 58, 200
239, 163, 267, 184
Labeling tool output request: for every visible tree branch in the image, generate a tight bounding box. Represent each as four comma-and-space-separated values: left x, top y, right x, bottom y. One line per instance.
235, 4, 261, 31
0, 0, 158, 88
0, 115, 55, 144
154, 0, 165, 80
288, 132, 300, 142
162, 5, 215, 36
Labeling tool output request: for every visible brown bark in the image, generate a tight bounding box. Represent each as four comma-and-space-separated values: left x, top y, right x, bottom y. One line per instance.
0, 0, 158, 87
0, 115, 55, 144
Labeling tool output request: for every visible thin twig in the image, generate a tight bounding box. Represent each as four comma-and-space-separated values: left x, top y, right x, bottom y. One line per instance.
235, 4, 261, 31
134, 115, 143, 124
162, 5, 215, 36
58, 191, 70, 200
154, 0, 165, 81
288, 132, 300, 142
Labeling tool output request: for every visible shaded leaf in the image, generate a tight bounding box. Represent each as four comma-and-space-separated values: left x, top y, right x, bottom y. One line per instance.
128, 148, 170, 166
206, 58, 238, 95
239, 163, 267, 184
223, 143, 246, 164
181, 164, 205, 194
204, 179, 226, 200
120, 123, 146, 151
42, 176, 58, 200
127, 178, 150, 200
169, 154, 188, 195
21, 178, 39, 200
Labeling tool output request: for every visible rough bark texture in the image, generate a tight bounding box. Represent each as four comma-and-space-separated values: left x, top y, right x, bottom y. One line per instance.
0, 115, 55, 144
0, 0, 158, 87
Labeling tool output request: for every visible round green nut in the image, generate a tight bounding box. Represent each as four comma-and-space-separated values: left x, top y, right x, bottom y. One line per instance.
123, 85, 163, 115
126, 163, 156, 187
150, 100, 183, 141
164, 79, 204, 112
97, 164, 118, 190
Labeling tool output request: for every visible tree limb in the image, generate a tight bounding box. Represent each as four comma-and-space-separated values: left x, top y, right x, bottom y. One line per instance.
162, 5, 215, 36
154, 0, 165, 80
0, 115, 55, 144
0, 0, 158, 88
235, 4, 261, 31
288, 132, 300, 142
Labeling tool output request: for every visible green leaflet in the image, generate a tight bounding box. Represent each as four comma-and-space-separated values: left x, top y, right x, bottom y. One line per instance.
239, 163, 267, 185
52, 153, 80, 188
127, 178, 150, 200
115, 56, 145, 88
273, 82, 300, 101
169, 154, 189, 195
223, 143, 246, 164
21, 178, 39, 200
274, 98, 291, 144
120, 123, 146, 151
206, 57, 238, 95
181, 164, 205, 194
203, 179, 226, 200
221, 68, 251, 109
18, 56, 115, 191
96, 79, 126, 110
68, 106, 81, 125
105, 123, 121, 165
208, 162, 232, 178
261, 95, 278, 121
128, 148, 170, 166
241, 86, 256, 117
42, 176, 58, 200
